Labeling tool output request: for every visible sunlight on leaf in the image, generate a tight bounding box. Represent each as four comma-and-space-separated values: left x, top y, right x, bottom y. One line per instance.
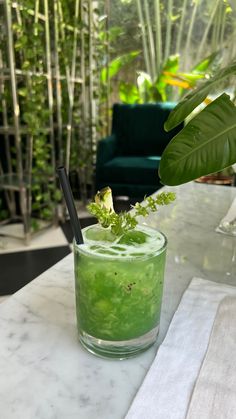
159, 94, 236, 185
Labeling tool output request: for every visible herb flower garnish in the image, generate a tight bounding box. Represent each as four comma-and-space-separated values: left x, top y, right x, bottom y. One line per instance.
87, 186, 176, 236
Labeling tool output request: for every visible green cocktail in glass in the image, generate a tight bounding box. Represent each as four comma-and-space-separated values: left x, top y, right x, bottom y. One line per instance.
74, 223, 167, 359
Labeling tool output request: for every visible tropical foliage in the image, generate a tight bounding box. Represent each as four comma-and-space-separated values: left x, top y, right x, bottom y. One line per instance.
109, 0, 236, 104
159, 61, 236, 185
118, 52, 219, 104
0, 0, 100, 241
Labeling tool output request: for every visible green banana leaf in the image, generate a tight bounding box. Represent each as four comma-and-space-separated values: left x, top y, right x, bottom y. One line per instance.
164, 61, 236, 131
100, 51, 140, 84
119, 81, 140, 104
159, 94, 236, 186
162, 54, 179, 74
191, 51, 220, 74
176, 72, 205, 82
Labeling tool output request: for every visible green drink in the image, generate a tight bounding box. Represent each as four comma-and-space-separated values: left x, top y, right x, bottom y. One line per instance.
74, 223, 167, 359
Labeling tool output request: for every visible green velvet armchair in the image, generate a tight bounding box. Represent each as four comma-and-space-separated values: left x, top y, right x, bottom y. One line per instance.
96, 103, 183, 198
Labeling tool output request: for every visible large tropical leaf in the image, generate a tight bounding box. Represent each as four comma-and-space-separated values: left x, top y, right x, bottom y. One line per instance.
162, 54, 179, 74
176, 72, 205, 83
100, 51, 140, 84
164, 61, 236, 131
159, 94, 236, 186
191, 51, 220, 74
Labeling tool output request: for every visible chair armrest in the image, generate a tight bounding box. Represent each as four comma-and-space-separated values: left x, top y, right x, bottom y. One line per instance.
96, 134, 117, 166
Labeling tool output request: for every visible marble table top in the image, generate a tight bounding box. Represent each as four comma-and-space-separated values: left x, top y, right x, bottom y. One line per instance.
0, 182, 235, 419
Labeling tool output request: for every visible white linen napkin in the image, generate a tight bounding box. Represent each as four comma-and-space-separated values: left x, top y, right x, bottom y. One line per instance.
216, 196, 236, 235
186, 295, 236, 419
125, 277, 236, 419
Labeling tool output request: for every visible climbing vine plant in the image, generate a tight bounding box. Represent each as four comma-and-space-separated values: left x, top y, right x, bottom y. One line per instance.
0, 0, 100, 238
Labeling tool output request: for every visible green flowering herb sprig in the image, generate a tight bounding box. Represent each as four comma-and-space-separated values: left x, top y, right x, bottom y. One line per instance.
87, 187, 176, 236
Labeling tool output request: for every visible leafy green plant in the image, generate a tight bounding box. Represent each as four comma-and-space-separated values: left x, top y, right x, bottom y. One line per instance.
100, 50, 140, 84
1, 0, 100, 227
12, 13, 58, 221
98, 20, 141, 137
118, 53, 219, 104
164, 61, 236, 131
159, 61, 236, 186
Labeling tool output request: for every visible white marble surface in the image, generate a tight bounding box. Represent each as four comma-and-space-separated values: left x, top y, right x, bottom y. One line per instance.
0, 182, 235, 419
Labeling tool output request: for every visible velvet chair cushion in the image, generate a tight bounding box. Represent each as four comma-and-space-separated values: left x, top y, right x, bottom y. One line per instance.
99, 156, 161, 185
96, 102, 184, 198
112, 103, 178, 157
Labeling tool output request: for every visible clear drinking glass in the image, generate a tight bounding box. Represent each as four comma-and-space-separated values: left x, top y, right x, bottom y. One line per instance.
74, 224, 167, 359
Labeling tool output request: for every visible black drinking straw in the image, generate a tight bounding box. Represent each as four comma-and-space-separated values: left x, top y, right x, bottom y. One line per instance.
57, 166, 84, 244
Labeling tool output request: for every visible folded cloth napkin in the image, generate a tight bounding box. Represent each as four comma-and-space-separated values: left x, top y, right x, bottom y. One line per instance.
125, 277, 236, 419
186, 295, 236, 419
216, 196, 236, 235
